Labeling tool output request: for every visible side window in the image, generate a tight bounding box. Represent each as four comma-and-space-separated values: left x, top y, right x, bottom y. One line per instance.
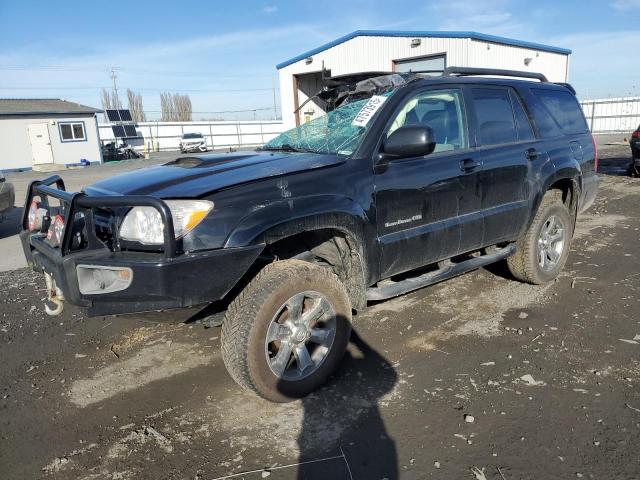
531, 88, 589, 136
471, 88, 518, 146
387, 89, 467, 153
510, 90, 536, 141
59, 122, 86, 142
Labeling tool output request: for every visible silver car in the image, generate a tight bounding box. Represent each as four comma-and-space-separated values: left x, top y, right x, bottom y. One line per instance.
0, 171, 15, 221
179, 133, 208, 153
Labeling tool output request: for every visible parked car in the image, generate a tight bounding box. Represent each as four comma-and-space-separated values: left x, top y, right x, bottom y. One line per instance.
179, 133, 208, 153
20, 67, 598, 402
629, 125, 640, 176
0, 171, 15, 221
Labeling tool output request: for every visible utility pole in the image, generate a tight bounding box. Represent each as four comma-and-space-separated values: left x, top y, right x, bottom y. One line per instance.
110, 67, 120, 109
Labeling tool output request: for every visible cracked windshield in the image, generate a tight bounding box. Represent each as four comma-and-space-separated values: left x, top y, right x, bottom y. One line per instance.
262, 78, 403, 156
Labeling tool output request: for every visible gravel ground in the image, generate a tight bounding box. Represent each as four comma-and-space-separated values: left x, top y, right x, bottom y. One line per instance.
0, 143, 639, 479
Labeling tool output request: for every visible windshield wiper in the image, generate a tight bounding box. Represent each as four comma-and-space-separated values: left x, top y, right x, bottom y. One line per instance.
259, 144, 315, 153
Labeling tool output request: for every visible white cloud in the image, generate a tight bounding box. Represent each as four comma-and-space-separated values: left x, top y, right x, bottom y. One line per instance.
550, 30, 640, 99
428, 0, 527, 37
262, 5, 278, 14
0, 24, 330, 119
612, 0, 640, 11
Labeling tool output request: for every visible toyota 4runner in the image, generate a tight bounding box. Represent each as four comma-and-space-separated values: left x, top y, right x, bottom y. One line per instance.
20, 67, 598, 402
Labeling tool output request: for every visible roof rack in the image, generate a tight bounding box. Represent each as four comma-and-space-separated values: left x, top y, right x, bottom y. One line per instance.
443, 67, 548, 83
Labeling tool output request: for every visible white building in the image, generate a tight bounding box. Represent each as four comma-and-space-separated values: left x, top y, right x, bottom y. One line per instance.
277, 30, 571, 128
0, 99, 102, 171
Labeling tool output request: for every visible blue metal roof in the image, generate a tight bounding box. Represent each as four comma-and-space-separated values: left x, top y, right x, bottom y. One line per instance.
276, 30, 572, 70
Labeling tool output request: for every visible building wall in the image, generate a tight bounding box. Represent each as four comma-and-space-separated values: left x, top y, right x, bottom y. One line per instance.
279, 35, 570, 128
0, 114, 101, 171
465, 39, 568, 82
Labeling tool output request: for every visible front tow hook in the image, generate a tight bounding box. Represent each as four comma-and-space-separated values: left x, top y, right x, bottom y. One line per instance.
44, 272, 65, 316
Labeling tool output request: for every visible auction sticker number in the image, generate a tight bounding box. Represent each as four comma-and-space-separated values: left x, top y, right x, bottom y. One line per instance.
351, 95, 387, 128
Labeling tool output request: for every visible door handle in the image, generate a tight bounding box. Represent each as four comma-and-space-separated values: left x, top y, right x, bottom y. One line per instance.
525, 148, 538, 161
459, 158, 481, 172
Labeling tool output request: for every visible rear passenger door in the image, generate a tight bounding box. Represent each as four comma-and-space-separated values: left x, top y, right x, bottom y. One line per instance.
467, 86, 541, 246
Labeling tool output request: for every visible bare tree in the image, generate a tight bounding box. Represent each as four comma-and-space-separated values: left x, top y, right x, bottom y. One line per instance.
160, 92, 173, 121
111, 89, 122, 110
174, 94, 192, 121
101, 88, 112, 112
101, 86, 124, 121
159, 92, 192, 121
127, 89, 146, 122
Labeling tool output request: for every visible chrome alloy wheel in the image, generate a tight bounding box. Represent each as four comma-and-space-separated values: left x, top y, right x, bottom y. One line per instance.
265, 291, 337, 381
537, 214, 566, 271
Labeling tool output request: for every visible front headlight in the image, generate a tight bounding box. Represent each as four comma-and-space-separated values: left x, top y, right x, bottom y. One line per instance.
119, 200, 214, 245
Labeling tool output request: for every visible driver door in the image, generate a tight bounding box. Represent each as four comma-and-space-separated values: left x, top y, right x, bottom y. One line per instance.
374, 88, 483, 279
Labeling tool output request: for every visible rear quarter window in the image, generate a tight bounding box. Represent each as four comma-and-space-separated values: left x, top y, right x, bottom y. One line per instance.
531, 88, 589, 136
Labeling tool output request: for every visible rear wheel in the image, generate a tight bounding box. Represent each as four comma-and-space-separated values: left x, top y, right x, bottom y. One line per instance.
507, 190, 573, 284
221, 260, 352, 402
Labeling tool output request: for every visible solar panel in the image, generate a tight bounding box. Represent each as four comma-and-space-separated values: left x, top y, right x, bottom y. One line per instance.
124, 125, 138, 137
111, 125, 126, 137
106, 109, 121, 122
119, 109, 133, 122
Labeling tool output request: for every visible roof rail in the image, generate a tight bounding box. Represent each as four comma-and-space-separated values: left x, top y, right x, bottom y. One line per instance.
443, 67, 548, 83
553, 82, 576, 95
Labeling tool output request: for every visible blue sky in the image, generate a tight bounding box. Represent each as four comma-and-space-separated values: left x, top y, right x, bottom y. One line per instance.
0, 0, 638, 120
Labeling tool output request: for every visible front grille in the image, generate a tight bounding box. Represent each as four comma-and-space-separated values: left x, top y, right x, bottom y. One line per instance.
93, 209, 116, 250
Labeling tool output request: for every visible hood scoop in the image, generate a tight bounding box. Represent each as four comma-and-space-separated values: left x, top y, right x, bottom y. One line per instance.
165, 153, 259, 169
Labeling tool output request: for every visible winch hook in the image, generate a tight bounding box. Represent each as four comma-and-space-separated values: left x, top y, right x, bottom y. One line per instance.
44, 273, 65, 316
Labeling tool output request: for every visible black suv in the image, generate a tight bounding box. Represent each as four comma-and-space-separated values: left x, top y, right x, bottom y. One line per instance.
20, 67, 598, 402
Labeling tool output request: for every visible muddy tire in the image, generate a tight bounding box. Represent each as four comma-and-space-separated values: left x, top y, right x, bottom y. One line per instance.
507, 190, 574, 285
221, 259, 352, 402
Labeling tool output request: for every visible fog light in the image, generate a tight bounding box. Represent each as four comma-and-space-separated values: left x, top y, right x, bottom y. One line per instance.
47, 215, 64, 245
28, 201, 48, 232
77, 265, 133, 295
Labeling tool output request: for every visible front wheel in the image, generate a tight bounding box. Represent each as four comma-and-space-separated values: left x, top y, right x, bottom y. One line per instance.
221, 260, 352, 402
507, 190, 574, 284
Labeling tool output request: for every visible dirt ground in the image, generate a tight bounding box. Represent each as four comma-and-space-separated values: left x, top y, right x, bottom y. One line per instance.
1, 143, 639, 479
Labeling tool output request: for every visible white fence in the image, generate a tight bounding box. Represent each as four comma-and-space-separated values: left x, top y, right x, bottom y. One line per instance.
98, 99, 640, 149
98, 120, 286, 152
580, 97, 640, 134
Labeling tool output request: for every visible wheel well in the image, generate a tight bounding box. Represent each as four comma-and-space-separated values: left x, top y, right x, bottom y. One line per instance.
262, 229, 367, 312
548, 178, 577, 211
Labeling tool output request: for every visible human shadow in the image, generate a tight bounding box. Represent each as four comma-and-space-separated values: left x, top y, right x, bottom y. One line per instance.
283, 329, 398, 480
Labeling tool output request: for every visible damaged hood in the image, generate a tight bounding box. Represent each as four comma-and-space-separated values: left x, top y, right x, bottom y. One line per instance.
84, 151, 344, 198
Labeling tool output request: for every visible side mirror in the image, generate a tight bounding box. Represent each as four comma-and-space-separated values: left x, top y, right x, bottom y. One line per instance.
382, 125, 436, 159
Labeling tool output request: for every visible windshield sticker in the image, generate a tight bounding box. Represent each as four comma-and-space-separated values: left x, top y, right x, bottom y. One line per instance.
351, 95, 387, 128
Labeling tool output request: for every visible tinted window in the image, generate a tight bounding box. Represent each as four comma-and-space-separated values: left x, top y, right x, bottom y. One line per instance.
471, 88, 518, 146
387, 89, 467, 153
510, 90, 536, 141
532, 88, 589, 135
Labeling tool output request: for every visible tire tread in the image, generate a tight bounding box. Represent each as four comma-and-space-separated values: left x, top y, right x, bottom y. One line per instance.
221, 260, 347, 399
507, 189, 568, 284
